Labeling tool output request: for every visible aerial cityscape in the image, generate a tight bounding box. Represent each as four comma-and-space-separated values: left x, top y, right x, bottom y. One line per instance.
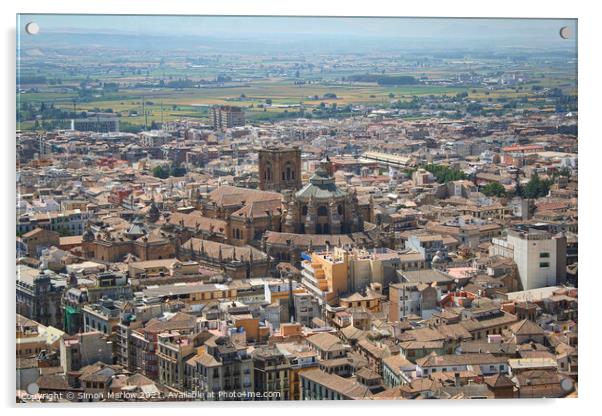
16, 15, 578, 402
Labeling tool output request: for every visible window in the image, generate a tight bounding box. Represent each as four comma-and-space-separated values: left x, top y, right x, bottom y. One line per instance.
539, 262, 550, 268
317, 206, 328, 216
540, 252, 550, 258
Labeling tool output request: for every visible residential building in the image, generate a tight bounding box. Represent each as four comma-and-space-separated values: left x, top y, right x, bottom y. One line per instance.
187, 335, 254, 400
490, 225, 567, 290
300, 368, 373, 400
252, 346, 291, 400
210, 106, 245, 130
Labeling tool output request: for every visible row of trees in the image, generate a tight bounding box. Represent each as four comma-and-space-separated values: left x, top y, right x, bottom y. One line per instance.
481, 171, 568, 199
424, 163, 566, 200
423, 164, 468, 183
152, 164, 187, 179
17, 102, 74, 122
344, 74, 418, 85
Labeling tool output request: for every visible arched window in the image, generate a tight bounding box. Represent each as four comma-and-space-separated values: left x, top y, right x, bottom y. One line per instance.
337, 205, 343, 215
284, 161, 295, 181
317, 206, 328, 216
302, 205, 308, 216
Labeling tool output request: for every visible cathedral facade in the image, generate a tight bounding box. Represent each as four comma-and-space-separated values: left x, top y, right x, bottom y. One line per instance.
282, 160, 364, 235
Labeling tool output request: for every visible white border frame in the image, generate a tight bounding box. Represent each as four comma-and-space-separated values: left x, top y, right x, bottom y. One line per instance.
2, 1, 599, 414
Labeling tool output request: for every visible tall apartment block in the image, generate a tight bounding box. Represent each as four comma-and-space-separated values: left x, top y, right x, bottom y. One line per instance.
210, 105, 245, 130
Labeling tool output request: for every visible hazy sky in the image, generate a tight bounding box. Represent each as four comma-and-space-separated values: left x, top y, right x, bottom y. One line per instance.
18, 14, 576, 44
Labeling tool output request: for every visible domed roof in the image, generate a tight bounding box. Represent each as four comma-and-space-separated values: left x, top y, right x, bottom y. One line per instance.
147, 199, 160, 222
126, 217, 147, 239
432, 250, 446, 264
295, 168, 347, 200
82, 222, 95, 242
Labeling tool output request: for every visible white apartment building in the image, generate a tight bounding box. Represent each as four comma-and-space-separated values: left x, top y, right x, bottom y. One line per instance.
489, 226, 567, 290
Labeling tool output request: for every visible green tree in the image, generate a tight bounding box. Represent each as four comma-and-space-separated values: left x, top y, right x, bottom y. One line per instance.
170, 165, 187, 177
521, 173, 552, 198
424, 164, 467, 183
558, 167, 572, 178
481, 182, 506, 197
466, 102, 483, 115
153, 165, 170, 179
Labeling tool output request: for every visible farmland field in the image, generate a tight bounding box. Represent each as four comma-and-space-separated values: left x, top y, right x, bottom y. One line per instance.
17, 37, 577, 130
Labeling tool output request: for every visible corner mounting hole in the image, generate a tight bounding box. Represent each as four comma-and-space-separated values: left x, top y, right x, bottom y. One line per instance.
25, 22, 40, 35
559, 26, 571, 40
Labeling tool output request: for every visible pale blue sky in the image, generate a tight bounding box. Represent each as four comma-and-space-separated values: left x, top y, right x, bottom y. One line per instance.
16, 15, 578, 56
18, 15, 576, 43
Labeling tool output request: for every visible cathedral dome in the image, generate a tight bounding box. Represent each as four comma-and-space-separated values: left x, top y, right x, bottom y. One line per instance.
147, 199, 160, 222
82, 222, 95, 242
281, 160, 366, 235
295, 168, 347, 201
432, 250, 446, 264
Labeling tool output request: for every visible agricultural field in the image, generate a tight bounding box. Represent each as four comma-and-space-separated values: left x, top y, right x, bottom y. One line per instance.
17, 41, 577, 130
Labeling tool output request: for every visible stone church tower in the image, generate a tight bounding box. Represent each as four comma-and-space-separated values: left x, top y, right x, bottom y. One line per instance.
258, 146, 302, 192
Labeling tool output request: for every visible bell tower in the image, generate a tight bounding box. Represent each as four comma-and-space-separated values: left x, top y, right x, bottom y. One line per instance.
258, 146, 302, 192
